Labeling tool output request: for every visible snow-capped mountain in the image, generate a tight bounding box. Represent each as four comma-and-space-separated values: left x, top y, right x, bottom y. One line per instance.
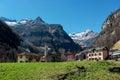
0, 17, 17, 26
0, 16, 81, 53
0, 17, 97, 49
18, 19, 31, 24
0, 17, 33, 26
69, 29, 99, 48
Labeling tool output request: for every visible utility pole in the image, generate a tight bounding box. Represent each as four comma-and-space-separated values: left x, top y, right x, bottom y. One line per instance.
44, 44, 48, 57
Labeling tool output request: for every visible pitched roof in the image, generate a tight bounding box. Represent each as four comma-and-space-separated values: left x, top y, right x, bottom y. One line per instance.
79, 46, 108, 54
18, 52, 42, 56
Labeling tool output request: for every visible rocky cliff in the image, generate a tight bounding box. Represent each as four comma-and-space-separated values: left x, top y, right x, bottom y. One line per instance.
0, 20, 22, 62
92, 9, 120, 49
0, 19, 45, 62
6, 17, 81, 53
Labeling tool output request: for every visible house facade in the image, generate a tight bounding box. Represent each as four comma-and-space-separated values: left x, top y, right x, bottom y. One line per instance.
18, 52, 41, 62
86, 47, 109, 60
76, 52, 86, 61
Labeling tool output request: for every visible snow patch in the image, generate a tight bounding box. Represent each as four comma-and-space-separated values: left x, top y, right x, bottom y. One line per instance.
69, 29, 99, 48
19, 19, 31, 24
19, 20, 27, 24
5, 21, 17, 26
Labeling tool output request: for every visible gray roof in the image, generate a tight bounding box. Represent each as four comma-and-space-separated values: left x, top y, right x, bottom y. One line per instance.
18, 52, 43, 56
95, 46, 107, 50
110, 50, 120, 55
79, 46, 107, 54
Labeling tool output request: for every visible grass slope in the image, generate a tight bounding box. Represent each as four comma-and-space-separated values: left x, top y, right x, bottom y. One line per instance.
0, 61, 120, 80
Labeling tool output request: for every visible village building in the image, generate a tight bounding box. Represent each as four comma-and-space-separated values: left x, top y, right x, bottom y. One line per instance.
109, 50, 120, 60
17, 52, 41, 62
76, 52, 86, 61
65, 53, 76, 61
86, 47, 109, 60
75, 49, 91, 61
17, 45, 79, 62
40, 54, 57, 62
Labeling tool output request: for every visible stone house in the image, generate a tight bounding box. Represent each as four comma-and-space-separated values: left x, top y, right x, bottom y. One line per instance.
86, 47, 109, 60
75, 48, 93, 61
17, 52, 41, 62
75, 52, 87, 61
40, 55, 56, 62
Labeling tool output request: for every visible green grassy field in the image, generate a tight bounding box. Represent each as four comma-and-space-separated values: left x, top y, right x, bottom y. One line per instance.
0, 61, 120, 80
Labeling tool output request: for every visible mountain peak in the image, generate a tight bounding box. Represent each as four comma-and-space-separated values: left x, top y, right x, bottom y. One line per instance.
34, 17, 45, 23
69, 29, 98, 48
19, 18, 32, 24
85, 29, 93, 33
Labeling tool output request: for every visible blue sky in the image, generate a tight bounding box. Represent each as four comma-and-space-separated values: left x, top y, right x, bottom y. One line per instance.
0, 0, 120, 33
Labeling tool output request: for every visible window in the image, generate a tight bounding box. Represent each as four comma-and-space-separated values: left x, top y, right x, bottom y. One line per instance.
19, 56, 22, 58
89, 54, 91, 56
92, 54, 93, 56
99, 53, 101, 55
95, 54, 97, 56
99, 57, 101, 60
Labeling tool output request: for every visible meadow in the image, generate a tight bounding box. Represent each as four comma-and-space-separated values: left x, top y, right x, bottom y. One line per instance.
0, 61, 120, 80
